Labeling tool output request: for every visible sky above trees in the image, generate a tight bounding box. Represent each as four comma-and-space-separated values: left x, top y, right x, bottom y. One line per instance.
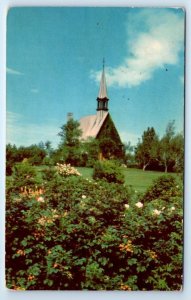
6, 7, 185, 147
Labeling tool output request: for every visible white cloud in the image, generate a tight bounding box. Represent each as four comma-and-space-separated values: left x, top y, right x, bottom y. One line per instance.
91, 9, 184, 88
6, 67, 23, 75
6, 111, 59, 148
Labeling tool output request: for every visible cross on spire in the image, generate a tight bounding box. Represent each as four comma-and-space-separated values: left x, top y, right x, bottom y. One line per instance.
103, 57, 105, 70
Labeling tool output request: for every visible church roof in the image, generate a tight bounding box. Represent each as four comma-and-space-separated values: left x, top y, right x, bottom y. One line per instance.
98, 67, 108, 99
79, 112, 108, 140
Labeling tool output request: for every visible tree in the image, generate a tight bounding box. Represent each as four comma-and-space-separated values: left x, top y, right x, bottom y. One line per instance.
79, 137, 100, 167
135, 127, 159, 171
27, 145, 46, 165
171, 133, 184, 172
58, 119, 82, 147
12, 160, 38, 190
124, 142, 135, 166
159, 121, 183, 172
6, 144, 18, 175
38, 141, 45, 150
58, 119, 82, 166
6, 143, 47, 175
44, 140, 53, 157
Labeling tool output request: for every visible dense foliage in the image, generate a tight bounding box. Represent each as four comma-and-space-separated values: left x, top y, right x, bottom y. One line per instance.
135, 122, 184, 172
11, 161, 39, 191
6, 120, 183, 173
135, 127, 159, 171
93, 160, 125, 184
6, 164, 183, 290
6, 144, 47, 175
55, 117, 124, 165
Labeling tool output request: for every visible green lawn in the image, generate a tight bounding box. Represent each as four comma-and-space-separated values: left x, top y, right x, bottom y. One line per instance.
26, 165, 179, 194
77, 167, 179, 193
123, 168, 179, 193
77, 167, 94, 180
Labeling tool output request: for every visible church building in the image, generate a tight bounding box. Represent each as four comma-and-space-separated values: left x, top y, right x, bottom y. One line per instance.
79, 63, 124, 160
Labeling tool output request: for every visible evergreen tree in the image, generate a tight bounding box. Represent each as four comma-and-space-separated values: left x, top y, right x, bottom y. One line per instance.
58, 119, 82, 166
58, 119, 82, 147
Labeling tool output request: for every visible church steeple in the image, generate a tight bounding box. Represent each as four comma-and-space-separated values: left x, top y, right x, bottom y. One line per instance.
97, 59, 109, 112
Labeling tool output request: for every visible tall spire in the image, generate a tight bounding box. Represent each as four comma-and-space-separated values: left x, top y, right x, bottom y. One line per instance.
97, 59, 109, 112
98, 58, 108, 99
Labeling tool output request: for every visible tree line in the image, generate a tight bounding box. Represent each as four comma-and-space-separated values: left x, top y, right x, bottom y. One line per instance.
6, 119, 183, 175
134, 121, 183, 172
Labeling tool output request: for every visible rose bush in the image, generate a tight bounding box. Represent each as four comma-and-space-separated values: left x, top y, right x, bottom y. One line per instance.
6, 167, 183, 290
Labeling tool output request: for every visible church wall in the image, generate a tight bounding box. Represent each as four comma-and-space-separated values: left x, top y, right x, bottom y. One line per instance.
96, 114, 124, 160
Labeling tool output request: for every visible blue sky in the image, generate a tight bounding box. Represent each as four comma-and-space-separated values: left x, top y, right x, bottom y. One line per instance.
6, 7, 185, 147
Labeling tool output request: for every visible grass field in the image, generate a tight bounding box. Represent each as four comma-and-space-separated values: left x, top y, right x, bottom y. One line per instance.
77, 167, 179, 193
123, 168, 179, 193
12, 165, 179, 194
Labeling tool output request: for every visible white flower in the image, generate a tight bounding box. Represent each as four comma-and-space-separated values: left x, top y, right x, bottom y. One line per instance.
124, 204, 130, 209
171, 206, 175, 211
162, 207, 165, 210
82, 195, 86, 199
37, 196, 44, 203
135, 202, 143, 208
56, 163, 81, 176
153, 209, 161, 216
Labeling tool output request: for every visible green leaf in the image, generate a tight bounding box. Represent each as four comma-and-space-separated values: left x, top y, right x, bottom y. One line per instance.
43, 279, 53, 287
21, 239, 28, 247
128, 258, 137, 266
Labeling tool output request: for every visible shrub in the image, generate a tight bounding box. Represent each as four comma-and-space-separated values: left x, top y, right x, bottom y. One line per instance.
6, 173, 183, 291
43, 157, 54, 166
93, 160, 125, 184
11, 161, 39, 191
41, 167, 58, 182
141, 175, 182, 203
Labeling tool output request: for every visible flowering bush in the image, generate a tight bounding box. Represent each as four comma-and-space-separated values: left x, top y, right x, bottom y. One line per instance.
55, 163, 81, 177
6, 172, 183, 290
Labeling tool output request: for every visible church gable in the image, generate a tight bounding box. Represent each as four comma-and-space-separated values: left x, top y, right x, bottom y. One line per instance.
96, 114, 121, 142
96, 114, 124, 159
79, 112, 108, 141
